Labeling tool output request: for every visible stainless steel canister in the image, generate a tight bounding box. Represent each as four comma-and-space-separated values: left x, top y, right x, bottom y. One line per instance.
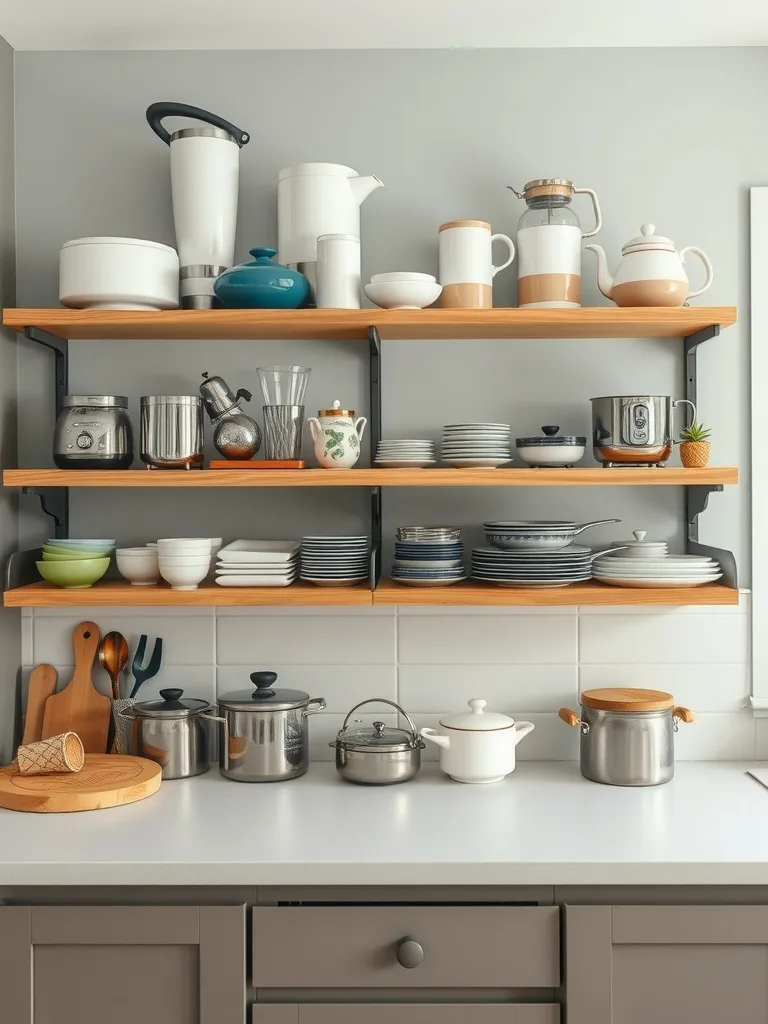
590, 395, 696, 467
217, 671, 326, 782
119, 688, 225, 779
140, 395, 204, 469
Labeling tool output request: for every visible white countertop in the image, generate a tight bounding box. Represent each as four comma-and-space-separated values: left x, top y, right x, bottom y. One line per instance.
1, 761, 767, 887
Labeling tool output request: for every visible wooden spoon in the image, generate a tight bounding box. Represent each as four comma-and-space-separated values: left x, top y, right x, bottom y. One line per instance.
98, 631, 129, 701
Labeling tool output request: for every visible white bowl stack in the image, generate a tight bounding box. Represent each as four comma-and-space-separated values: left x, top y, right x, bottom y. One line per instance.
441, 423, 512, 468
215, 540, 300, 587
300, 536, 370, 587
157, 538, 216, 591
375, 439, 436, 468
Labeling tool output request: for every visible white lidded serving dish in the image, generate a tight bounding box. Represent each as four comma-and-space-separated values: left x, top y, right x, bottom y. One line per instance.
60, 236, 180, 310
515, 425, 586, 467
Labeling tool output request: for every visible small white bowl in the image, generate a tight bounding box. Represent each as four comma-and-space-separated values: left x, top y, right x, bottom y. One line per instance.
116, 548, 160, 586
158, 554, 212, 567
365, 279, 443, 310
157, 537, 212, 548
158, 561, 210, 591
370, 272, 437, 284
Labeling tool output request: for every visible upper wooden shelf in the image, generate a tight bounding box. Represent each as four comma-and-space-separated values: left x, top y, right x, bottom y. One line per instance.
4, 467, 739, 488
3, 307, 737, 341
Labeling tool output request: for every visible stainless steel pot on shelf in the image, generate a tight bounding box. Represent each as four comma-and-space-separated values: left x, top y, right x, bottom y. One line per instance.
140, 394, 204, 469
217, 671, 325, 782
331, 698, 424, 785
590, 395, 696, 467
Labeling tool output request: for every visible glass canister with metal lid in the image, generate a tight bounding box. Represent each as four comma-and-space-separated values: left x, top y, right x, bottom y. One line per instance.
508, 179, 602, 308
332, 698, 425, 785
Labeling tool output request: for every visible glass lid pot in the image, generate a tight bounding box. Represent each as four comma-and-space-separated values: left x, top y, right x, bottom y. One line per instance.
334, 698, 424, 752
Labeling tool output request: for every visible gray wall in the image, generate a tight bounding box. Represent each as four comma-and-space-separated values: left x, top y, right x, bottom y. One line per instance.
0, 34, 19, 761
13, 49, 761, 577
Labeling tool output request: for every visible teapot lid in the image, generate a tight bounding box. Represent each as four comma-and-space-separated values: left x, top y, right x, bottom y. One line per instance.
439, 698, 515, 732
622, 223, 676, 254
318, 399, 355, 417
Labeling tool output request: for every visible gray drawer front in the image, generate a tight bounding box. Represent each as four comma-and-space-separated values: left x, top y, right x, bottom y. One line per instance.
253, 1008, 559, 1024
252, 906, 559, 988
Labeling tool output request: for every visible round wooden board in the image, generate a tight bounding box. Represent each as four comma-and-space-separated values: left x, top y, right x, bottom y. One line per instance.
0, 754, 162, 812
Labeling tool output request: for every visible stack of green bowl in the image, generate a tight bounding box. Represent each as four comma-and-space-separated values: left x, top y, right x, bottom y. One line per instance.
37, 539, 115, 589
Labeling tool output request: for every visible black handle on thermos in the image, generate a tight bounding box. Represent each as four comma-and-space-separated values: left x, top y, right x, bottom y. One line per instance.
146, 102, 250, 147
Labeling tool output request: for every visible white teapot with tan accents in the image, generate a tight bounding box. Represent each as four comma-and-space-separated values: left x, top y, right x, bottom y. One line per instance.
586, 223, 713, 307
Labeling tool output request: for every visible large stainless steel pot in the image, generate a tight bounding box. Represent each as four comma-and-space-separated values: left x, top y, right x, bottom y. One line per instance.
120, 687, 224, 779
331, 698, 424, 785
140, 395, 204, 469
559, 687, 694, 786
590, 395, 696, 467
218, 671, 326, 782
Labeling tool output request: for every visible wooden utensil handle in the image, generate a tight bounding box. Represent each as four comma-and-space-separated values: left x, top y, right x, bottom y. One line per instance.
674, 706, 695, 724
72, 621, 101, 679
559, 708, 581, 727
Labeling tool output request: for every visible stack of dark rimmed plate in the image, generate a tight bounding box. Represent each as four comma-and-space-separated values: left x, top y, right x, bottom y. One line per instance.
300, 536, 370, 587
470, 544, 594, 588
391, 526, 466, 587
441, 423, 512, 468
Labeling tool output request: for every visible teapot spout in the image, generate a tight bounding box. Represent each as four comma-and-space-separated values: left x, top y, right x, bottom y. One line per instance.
584, 244, 614, 300
349, 174, 384, 206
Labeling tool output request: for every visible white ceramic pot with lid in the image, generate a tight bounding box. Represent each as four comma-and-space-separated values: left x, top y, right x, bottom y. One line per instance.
609, 530, 669, 559
420, 699, 534, 784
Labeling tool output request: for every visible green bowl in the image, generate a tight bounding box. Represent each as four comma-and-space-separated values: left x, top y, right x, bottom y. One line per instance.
36, 557, 110, 589
42, 545, 112, 560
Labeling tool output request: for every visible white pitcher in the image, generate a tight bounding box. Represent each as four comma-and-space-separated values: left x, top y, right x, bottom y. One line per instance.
307, 400, 367, 469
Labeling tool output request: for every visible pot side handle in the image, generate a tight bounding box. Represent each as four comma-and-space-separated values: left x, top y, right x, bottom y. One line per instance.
673, 706, 695, 724
513, 721, 535, 745
420, 727, 450, 750
203, 711, 230, 772
304, 698, 327, 717
559, 708, 581, 727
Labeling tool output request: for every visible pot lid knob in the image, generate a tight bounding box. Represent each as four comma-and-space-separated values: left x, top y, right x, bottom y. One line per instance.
541, 425, 560, 437
250, 671, 278, 698
159, 688, 184, 702
373, 721, 386, 737
641, 223, 655, 236
468, 698, 487, 715
633, 530, 647, 542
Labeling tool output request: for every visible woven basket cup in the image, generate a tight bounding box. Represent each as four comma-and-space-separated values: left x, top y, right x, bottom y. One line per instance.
17, 731, 85, 775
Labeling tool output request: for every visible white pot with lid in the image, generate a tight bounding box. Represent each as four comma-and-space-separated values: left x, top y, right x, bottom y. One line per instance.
420, 699, 535, 784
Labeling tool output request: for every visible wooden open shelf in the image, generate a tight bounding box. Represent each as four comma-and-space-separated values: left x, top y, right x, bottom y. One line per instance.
372, 579, 739, 606
3, 467, 740, 488
3, 306, 737, 341
3, 578, 739, 608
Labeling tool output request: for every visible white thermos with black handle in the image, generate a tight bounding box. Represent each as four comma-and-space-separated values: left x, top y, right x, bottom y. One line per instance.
146, 102, 250, 309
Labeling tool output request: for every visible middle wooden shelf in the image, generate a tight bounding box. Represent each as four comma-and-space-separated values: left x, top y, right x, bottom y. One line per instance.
4, 467, 739, 488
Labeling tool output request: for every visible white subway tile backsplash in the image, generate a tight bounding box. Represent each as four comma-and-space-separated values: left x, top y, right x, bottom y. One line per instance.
217, 606, 394, 618
579, 613, 749, 665
755, 719, 768, 759
578, 594, 749, 615
217, 614, 396, 665
399, 664, 578, 714
217, 665, 397, 712
21, 664, 217, 704
673, 712, 755, 761
398, 614, 577, 664
32, 614, 214, 667
579, 664, 750, 713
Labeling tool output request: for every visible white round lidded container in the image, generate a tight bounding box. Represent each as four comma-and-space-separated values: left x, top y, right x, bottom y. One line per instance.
515, 425, 586, 467
420, 699, 534, 784
60, 236, 180, 310
609, 530, 669, 559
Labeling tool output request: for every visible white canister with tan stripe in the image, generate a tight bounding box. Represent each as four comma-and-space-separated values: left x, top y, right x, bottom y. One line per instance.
438, 220, 515, 308
510, 179, 602, 308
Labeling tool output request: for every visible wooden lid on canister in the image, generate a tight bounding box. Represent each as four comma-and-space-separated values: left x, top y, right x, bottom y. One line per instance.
580, 688, 675, 712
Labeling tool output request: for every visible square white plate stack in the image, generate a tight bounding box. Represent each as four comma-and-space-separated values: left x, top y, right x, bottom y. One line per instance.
441, 423, 512, 468
375, 439, 436, 468
215, 540, 300, 587
300, 536, 370, 587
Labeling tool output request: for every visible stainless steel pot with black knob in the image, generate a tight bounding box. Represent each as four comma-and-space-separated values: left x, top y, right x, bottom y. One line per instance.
217, 671, 326, 782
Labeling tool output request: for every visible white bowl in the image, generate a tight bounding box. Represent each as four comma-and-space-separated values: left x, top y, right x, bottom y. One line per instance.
370, 272, 437, 284
116, 549, 160, 586
158, 561, 210, 591
60, 237, 179, 311
158, 554, 212, 567
157, 537, 214, 547
516, 445, 585, 467
365, 280, 443, 310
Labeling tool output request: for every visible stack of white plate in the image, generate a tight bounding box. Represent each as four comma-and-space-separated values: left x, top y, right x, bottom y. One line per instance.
592, 552, 723, 588
215, 540, 300, 587
375, 439, 436, 468
471, 544, 594, 588
441, 423, 512, 468
300, 536, 370, 587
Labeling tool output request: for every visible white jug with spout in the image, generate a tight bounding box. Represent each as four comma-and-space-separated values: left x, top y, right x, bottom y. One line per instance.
278, 164, 384, 294
147, 103, 250, 309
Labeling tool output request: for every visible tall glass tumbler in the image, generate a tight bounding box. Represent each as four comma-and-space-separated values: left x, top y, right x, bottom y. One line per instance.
257, 366, 311, 407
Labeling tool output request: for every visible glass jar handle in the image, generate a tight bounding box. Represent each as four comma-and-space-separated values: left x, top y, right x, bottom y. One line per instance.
574, 187, 602, 238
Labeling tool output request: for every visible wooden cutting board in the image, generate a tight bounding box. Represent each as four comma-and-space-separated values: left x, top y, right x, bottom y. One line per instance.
22, 664, 58, 744
41, 621, 111, 753
0, 754, 162, 812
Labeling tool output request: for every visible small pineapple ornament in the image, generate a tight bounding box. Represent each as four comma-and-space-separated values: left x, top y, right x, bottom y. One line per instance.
680, 422, 711, 468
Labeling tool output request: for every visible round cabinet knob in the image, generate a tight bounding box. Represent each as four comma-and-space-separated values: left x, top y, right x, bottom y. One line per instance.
396, 937, 424, 969
76, 432, 94, 450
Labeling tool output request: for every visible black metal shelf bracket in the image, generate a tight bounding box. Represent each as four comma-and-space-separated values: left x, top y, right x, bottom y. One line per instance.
369, 326, 382, 589
22, 487, 69, 539
684, 324, 719, 410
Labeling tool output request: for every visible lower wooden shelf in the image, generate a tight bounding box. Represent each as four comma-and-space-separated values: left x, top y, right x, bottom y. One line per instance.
3, 578, 739, 607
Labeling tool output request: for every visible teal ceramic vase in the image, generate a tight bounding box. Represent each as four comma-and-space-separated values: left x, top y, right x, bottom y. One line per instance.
214, 248, 311, 309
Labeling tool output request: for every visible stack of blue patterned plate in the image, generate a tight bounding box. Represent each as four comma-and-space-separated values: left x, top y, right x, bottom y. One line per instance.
391, 526, 466, 587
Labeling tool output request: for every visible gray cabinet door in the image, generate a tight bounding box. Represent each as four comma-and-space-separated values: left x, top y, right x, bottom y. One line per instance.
253, 1006, 560, 1024
0, 904, 245, 1024
566, 905, 768, 1024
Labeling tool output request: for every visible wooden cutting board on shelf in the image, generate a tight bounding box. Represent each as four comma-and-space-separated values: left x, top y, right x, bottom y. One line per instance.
22, 664, 58, 744
41, 621, 111, 753
0, 754, 162, 812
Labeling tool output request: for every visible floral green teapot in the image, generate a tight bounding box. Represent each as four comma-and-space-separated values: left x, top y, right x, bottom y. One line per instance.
307, 400, 367, 469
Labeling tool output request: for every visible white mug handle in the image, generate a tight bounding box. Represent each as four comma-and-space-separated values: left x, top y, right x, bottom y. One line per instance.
679, 246, 714, 299
307, 417, 321, 442
490, 234, 515, 277
354, 416, 367, 441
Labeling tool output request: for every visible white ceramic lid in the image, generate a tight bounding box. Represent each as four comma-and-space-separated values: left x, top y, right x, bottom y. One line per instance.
622, 223, 675, 253
278, 163, 358, 180
610, 530, 667, 550
439, 698, 514, 731
61, 236, 178, 254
